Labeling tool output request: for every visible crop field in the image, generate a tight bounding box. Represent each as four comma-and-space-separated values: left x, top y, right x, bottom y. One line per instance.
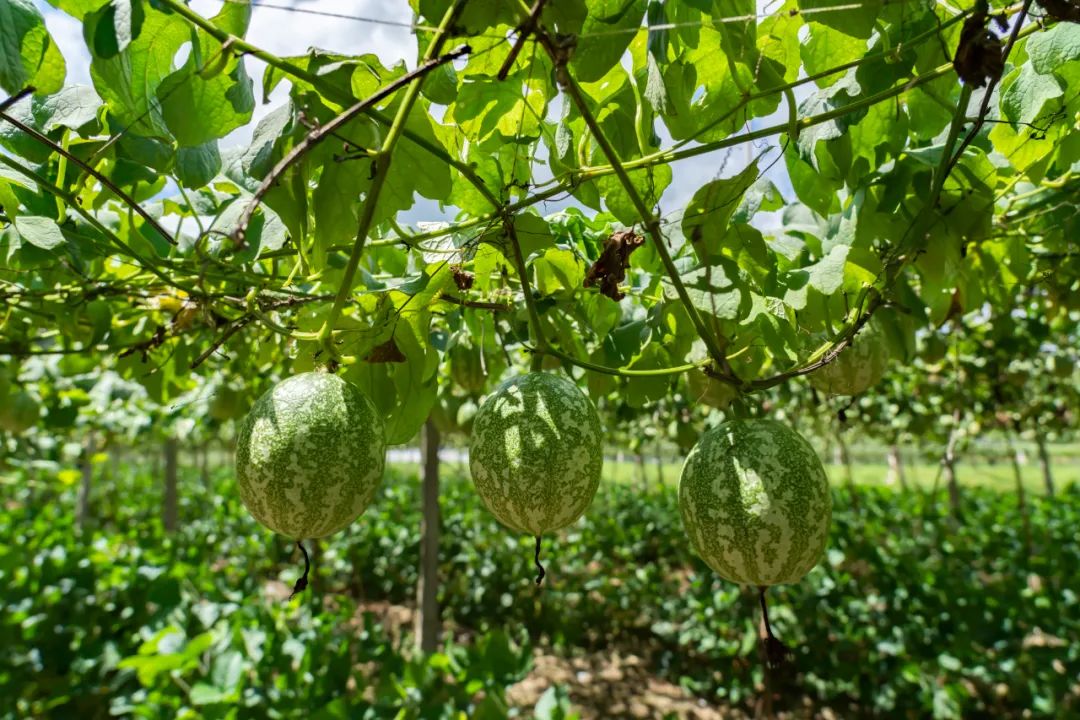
3, 0, 1080, 718
3, 462, 1078, 719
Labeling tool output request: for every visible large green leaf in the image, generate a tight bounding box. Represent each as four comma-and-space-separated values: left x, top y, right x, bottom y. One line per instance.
682, 161, 759, 263
157, 2, 254, 146
14, 215, 65, 249
89, 5, 187, 136
0, 0, 66, 95
1026, 23, 1080, 75
570, 0, 647, 83
798, 0, 881, 39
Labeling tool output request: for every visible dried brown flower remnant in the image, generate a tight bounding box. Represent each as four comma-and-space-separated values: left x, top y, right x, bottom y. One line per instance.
452, 265, 475, 291
1039, 0, 1080, 23
584, 229, 645, 301
953, 10, 1004, 88
365, 337, 406, 363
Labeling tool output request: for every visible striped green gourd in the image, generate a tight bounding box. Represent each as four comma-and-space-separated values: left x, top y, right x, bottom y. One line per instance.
235, 372, 386, 539
808, 328, 888, 396
679, 419, 831, 586
469, 372, 603, 536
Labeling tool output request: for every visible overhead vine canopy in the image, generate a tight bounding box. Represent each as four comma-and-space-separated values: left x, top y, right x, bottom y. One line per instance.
1, 0, 1078, 442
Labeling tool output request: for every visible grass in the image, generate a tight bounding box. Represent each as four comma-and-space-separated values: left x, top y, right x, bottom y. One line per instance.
400, 455, 1073, 495
596, 458, 1074, 495
405, 439, 1078, 496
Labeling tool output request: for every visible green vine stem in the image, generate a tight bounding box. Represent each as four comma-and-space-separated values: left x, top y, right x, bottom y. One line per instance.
232, 45, 470, 246
156, 0, 503, 214
502, 213, 548, 358
747, 66, 984, 391
0, 110, 178, 246
314, 0, 469, 361
529, 344, 709, 378
0, 155, 193, 295
263, 50, 1007, 267
538, 33, 730, 374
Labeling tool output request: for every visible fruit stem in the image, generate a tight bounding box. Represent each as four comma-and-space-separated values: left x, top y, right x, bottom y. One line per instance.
289, 541, 311, 600
757, 586, 791, 670
533, 535, 546, 586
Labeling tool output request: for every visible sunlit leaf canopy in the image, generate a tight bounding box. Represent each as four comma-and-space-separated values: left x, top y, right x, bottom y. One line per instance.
1, 0, 1078, 443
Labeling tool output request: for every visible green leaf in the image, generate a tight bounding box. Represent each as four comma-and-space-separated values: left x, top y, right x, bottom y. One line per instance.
89, 5, 187, 137
798, 0, 881, 39
379, 110, 453, 221
240, 104, 294, 179
534, 248, 584, 297
785, 144, 837, 217
206, 196, 288, 259
905, 74, 955, 141
175, 141, 221, 189
595, 163, 671, 225
34, 84, 103, 132
345, 311, 438, 445
0, 0, 67, 95
795, 73, 867, 166
682, 161, 759, 262
210, 650, 244, 693
625, 344, 674, 408
0, 94, 49, 162
157, 1, 255, 147
83, 0, 144, 59
662, 264, 748, 321
312, 160, 369, 268
412, 0, 517, 35
1026, 23, 1080, 75
1001, 63, 1063, 126
805, 244, 848, 295
661, 45, 747, 142
800, 22, 867, 88
450, 76, 546, 142
43, 0, 107, 20
514, 211, 555, 259
189, 683, 227, 706
570, 0, 647, 83
14, 215, 65, 249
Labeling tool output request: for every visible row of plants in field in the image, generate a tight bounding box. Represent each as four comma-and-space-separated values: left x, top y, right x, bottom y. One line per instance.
3, 464, 1077, 718
0, 467, 548, 720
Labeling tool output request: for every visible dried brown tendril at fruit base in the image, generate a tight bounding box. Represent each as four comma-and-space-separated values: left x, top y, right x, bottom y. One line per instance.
583, 229, 645, 301
953, 9, 1005, 88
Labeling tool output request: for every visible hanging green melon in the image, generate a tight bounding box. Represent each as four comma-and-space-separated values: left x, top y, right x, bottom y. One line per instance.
469, 372, 603, 536
235, 372, 386, 539
679, 419, 831, 586
808, 328, 888, 396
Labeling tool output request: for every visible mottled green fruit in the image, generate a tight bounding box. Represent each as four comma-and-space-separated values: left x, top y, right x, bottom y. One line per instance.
808, 329, 888, 396
687, 369, 737, 409
469, 372, 603, 535
679, 420, 831, 586
235, 373, 386, 539
0, 391, 40, 434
